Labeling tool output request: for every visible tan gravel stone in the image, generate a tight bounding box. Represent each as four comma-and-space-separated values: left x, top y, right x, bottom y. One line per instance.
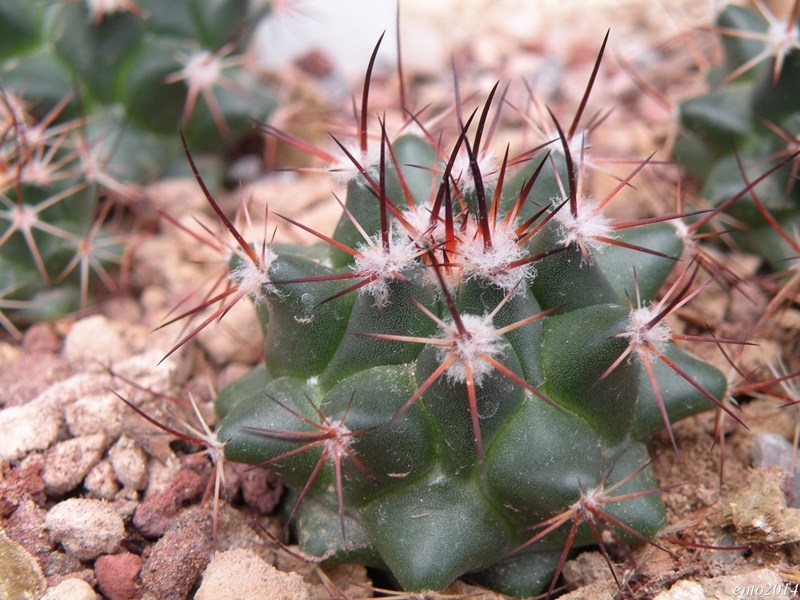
45, 499, 125, 561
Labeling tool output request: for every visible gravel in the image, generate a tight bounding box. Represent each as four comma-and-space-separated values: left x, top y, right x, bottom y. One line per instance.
45, 499, 125, 561
195, 549, 313, 600
42, 434, 109, 497
139, 507, 212, 600
0, 402, 62, 463
40, 577, 99, 600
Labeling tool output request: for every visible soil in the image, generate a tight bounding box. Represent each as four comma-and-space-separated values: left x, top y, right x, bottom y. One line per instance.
2, 1, 800, 599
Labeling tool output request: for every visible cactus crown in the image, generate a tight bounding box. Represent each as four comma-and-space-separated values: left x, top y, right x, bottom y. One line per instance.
166, 35, 731, 597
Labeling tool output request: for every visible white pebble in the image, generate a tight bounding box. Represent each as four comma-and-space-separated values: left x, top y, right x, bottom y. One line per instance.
45, 499, 124, 561
41, 578, 99, 600
197, 300, 263, 365
109, 435, 148, 490
43, 433, 109, 496
84, 460, 121, 500
65, 392, 125, 439
64, 315, 129, 370
195, 549, 312, 600
654, 581, 705, 600
0, 402, 61, 463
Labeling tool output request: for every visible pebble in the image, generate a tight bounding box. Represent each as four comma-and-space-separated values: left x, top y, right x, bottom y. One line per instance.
45, 499, 125, 561
751, 431, 800, 507
5, 499, 53, 567
40, 578, 99, 600
214, 503, 277, 565
42, 551, 83, 578
654, 580, 705, 599
0, 457, 46, 518
42, 433, 108, 496
196, 299, 263, 365
196, 549, 312, 600
64, 315, 130, 370
133, 470, 205, 538
109, 436, 148, 491
0, 401, 62, 463
0, 352, 70, 408
22, 323, 62, 353
95, 551, 143, 600
143, 454, 182, 497
84, 460, 121, 500
140, 507, 212, 600
241, 466, 283, 515
65, 392, 126, 439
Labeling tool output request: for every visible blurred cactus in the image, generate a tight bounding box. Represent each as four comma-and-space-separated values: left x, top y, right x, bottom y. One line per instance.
675, 2, 800, 269
0, 92, 128, 335
1, 0, 275, 165
0, 0, 276, 334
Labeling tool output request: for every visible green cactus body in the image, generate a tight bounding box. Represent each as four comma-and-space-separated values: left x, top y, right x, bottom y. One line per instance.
675, 4, 800, 269
206, 109, 727, 594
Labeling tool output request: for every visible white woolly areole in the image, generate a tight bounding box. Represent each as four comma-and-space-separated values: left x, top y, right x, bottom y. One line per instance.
20, 158, 56, 187
323, 420, 352, 459
573, 485, 602, 514
228, 248, 277, 304
181, 51, 223, 89
12, 205, 39, 230
547, 129, 588, 159
85, 0, 132, 19
671, 219, 690, 243
436, 313, 506, 385
627, 305, 671, 354
329, 141, 381, 186
459, 221, 532, 292
401, 206, 447, 242
353, 231, 418, 307
767, 19, 799, 56
553, 198, 613, 252
449, 149, 499, 194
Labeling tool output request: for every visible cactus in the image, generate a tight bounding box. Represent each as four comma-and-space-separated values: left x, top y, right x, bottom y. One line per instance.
675, 2, 800, 270
0, 0, 275, 190
157, 38, 735, 597
0, 0, 276, 334
0, 93, 129, 336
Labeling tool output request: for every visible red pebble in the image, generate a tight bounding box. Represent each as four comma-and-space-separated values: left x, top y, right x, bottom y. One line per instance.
133, 470, 205, 538
96, 551, 144, 600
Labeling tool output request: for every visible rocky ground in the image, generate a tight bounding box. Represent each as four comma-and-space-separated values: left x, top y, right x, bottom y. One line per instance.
2, 1, 800, 599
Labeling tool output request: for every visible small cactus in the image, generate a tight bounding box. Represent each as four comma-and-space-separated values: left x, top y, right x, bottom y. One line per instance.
163, 37, 734, 596
0, 93, 128, 335
675, 2, 800, 270
0, 0, 275, 189
0, 0, 275, 333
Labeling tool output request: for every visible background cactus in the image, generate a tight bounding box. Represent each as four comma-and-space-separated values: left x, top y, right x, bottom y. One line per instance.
1, 0, 275, 182
675, 2, 800, 270
169, 40, 735, 597
0, 94, 127, 334
0, 0, 275, 334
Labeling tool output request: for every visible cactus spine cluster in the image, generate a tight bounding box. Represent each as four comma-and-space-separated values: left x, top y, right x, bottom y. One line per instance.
178, 38, 733, 596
